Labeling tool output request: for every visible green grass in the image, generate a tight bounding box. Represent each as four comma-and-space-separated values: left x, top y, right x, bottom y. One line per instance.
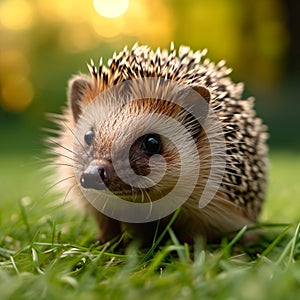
0, 151, 300, 300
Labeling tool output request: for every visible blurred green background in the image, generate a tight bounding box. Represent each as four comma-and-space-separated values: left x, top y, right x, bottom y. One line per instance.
0, 0, 299, 220
1, 0, 299, 151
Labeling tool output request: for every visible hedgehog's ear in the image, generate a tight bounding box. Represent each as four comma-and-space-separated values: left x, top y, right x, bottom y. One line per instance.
185, 85, 211, 120
192, 86, 210, 104
68, 75, 93, 122
182, 85, 211, 139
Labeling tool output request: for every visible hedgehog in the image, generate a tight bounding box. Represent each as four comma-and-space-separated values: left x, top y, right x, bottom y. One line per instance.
49, 43, 268, 244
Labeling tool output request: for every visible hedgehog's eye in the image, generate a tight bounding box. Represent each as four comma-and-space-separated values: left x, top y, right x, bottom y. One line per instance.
84, 130, 94, 146
141, 134, 162, 155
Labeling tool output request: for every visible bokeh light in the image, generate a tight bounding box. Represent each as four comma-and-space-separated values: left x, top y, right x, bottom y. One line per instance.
59, 23, 96, 53
1, 75, 34, 113
0, 50, 30, 78
93, 0, 128, 18
0, 0, 34, 30
0, 0, 292, 123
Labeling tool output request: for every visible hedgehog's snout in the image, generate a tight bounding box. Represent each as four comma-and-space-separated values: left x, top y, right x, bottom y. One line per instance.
80, 164, 109, 190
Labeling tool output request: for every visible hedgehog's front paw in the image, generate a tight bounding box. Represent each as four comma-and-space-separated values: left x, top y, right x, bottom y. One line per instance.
96, 215, 121, 244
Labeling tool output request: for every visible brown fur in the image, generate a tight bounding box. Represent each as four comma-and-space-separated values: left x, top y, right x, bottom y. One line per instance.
49, 44, 268, 244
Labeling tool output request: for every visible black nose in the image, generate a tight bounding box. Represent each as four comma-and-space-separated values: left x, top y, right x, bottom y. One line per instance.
80, 165, 108, 190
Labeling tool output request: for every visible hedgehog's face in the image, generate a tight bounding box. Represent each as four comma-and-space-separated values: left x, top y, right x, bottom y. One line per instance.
77, 126, 170, 201
68, 76, 210, 205
73, 100, 184, 203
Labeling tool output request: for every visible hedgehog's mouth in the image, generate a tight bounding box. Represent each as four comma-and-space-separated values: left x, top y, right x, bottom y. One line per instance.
79, 173, 172, 204
80, 181, 170, 204
78, 159, 174, 203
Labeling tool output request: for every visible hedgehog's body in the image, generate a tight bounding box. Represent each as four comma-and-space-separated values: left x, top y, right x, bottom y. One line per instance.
51, 44, 268, 244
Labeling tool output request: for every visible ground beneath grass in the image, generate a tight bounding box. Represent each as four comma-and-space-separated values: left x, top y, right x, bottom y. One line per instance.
0, 151, 300, 300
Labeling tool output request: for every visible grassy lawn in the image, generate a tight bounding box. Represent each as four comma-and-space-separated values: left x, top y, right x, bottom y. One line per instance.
0, 150, 300, 299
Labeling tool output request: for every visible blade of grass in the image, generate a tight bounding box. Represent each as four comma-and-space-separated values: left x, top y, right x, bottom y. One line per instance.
256, 224, 291, 264
144, 245, 185, 276
287, 222, 300, 265
139, 208, 181, 265
31, 246, 44, 275
18, 199, 31, 241
275, 224, 300, 266
10, 256, 19, 274
221, 226, 248, 257
168, 227, 186, 263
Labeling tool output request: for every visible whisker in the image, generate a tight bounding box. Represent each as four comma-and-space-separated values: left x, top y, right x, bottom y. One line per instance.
140, 185, 145, 203
102, 196, 110, 212
18, 156, 51, 167
152, 183, 165, 199
47, 138, 78, 156
33, 155, 53, 163
33, 155, 75, 167
62, 121, 89, 157
143, 188, 152, 203
48, 150, 81, 165
145, 191, 153, 219
46, 163, 75, 168
63, 182, 79, 204
130, 185, 138, 202
141, 176, 157, 187
44, 175, 76, 195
